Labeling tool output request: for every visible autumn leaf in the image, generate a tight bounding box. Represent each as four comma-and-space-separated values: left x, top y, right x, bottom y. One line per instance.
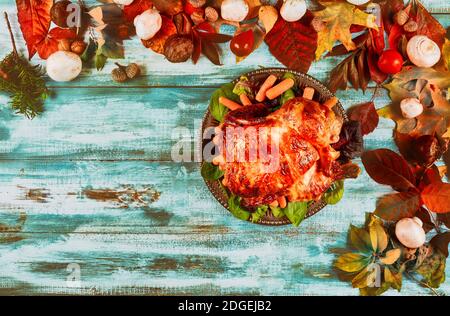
335, 253, 369, 273
421, 182, 450, 213
409, 0, 446, 48
361, 149, 417, 192
348, 102, 379, 136
430, 232, 450, 258
123, 0, 153, 22
349, 224, 372, 253
375, 192, 421, 221
380, 249, 401, 265
384, 267, 402, 291
369, 220, 388, 253
265, 11, 317, 73
313, 1, 378, 60
16, 0, 53, 59
35, 28, 77, 60
142, 16, 177, 54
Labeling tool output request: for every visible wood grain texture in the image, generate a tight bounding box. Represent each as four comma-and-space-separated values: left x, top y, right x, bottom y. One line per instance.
0, 0, 449, 296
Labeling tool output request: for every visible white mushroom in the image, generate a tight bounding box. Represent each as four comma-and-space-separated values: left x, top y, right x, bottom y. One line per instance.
280, 0, 307, 22
113, 0, 134, 5
395, 217, 426, 249
406, 35, 441, 68
400, 98, 424, 119
221, 0, 249, 22
134, 9, 162, 40
346, 0, 370, 5
46, 51, 82, 82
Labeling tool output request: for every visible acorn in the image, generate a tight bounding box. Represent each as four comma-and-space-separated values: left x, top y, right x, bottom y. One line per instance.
111, 65, 128, 83
125, 63, 141, 79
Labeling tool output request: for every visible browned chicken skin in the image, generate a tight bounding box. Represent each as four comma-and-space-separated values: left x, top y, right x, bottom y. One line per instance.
215, 97, 343, 207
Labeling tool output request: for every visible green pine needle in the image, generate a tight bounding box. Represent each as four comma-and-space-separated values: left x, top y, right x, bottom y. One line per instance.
0, 52, 49, 119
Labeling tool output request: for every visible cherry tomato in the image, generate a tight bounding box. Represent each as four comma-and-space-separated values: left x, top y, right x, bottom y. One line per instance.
377, 49, 404, 74
230, 30, 254, 57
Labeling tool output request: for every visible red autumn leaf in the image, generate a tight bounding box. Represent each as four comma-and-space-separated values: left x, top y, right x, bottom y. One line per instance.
16, 0, 53, 59
196, 31, 232, 43
421, 182, 450, 213
362, 149, 418, 192
152, 0, 183, 16
326, 33, 369, 57
192, 32, 202, 64
141, 16, 177, 54
265, 11, 317, 73
348, 102, 379, 136
35, 28, 77, 60
409, 0, 446, 48
419, 165, 443, 191
123, 0, 153, 22
376, 0, 404, 33
375, 192, 421, 221
201, 40, 221, 66
430, 232, 450, 257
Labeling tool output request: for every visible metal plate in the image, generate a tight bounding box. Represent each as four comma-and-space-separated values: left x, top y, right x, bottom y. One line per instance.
199, 68, 348, 226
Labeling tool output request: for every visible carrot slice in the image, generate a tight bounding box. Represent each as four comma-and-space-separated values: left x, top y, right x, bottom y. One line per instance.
239, 94, 252, 106
219, 96, 241, 111
323, 96, 338, 109
266, 78, 295, 100
277, 196, 287, 209
303, 87, 315, 100
256, 74, 277, 102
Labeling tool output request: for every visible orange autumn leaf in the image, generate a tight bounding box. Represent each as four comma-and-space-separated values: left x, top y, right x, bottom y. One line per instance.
16, 0, 53, 59
123, 0, 153, 22
142, 16, 177, 54
152, 0, 183, 16
36, 27, 77, 60
421, 182, 450, 214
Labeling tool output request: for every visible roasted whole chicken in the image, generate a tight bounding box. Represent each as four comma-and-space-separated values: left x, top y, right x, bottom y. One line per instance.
213, 97, 344, 207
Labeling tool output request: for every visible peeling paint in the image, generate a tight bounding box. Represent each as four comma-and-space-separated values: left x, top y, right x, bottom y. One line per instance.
82, 185, 161, 208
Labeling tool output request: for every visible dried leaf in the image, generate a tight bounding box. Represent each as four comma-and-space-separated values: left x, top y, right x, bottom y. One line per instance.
348, 102, 379, 136
265, 11, 317, 73
142, 16, 177, 54
335, 253, 369, 273
326, 33, 369, 57
16, 0, 53, 59
349, 224, 372, 253
201, 40, 221, 66
369, 221, 388, 253
352, 266, 376, 289
258, 5, 278, 34
421, 182, 450, 214
196, 31, 232, 43
313, 1, 378, 59
384, 267, 402, 291
430, 232, 450, 258
375, 192, 421, 221
361, 149, 417, 192
409, 0, 446, 48
123, 0, 153, 22
380, 249, 401, 265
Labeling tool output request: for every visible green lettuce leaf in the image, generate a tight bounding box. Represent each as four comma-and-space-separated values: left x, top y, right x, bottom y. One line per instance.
251, 205, 268, 223
228, 195, 251, 221
209, 83, 240, 122
284, 201, 308, 226
201, 162, 224, 181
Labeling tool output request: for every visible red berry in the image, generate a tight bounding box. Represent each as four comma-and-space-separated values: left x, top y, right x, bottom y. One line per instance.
377, 49, 404, 74
230, 30, 254, 57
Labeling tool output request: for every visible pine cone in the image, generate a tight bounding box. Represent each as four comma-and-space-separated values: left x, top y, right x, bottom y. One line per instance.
126, 63, 141, 79
163, 35, 194, 63
111, 67, 128, 83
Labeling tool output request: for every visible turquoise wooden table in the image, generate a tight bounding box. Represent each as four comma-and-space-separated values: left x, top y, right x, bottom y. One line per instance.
0, 0, 449, 296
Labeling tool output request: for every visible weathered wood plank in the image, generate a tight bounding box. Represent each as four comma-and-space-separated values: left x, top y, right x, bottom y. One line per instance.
0, 3, 448, 87
0, 87, 398, 161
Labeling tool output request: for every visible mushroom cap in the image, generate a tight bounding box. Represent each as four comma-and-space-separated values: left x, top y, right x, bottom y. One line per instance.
113, 0, 134, 5
395, 217, 426, 249
46, 51, 82, 82
407, 35, 441, 68
221, 0, 249, 22
134, 9, 162, 40
346, 0, 370, 5
280, 0, 307, 22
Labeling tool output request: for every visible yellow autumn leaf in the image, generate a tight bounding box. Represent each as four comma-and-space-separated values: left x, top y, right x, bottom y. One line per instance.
335, 253, 369, 273
379, 248, 401, 265
259, 5, 278, 34
313, 0, 378, 60
384, 267, 402, 291
443, 39, 450, 71
369, 221, 388, 253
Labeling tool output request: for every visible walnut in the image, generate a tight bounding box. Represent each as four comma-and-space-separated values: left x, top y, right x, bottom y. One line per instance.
205, 7, 219, 22
190, 10, 205, 25
403, 20, 418, 33
163, 35, 194, 63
